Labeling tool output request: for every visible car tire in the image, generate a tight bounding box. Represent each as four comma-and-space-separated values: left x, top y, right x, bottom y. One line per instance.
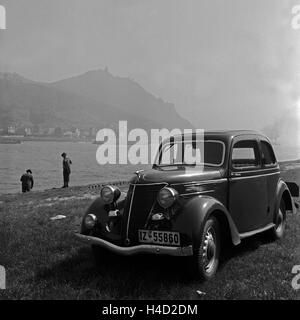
190, 216, 220, 281
269, 199, 286, 240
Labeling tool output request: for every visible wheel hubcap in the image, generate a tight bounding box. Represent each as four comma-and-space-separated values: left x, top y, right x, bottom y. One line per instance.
202, 227, 217, 273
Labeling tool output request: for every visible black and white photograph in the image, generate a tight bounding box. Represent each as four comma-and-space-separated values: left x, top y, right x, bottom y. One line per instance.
0, 0, 300, 305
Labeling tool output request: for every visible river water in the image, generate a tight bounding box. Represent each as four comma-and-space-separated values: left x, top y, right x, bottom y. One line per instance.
0, 141, 152, 194
0, 141, 299, 194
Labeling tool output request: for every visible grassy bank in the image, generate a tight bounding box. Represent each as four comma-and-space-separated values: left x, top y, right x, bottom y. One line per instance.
0, 166, 299, 300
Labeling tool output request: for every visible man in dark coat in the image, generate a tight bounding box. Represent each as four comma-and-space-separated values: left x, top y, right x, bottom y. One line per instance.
20, 169, 34, 193
61, 152, 72, 188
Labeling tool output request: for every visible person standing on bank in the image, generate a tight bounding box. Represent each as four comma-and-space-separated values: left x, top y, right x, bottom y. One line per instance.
61, 152, 72, 188
20, 169, 34, 193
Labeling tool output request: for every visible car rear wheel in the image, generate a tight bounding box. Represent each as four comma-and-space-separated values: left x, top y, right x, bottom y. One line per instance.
269, 199, 286, 240
190, 216, 220, 281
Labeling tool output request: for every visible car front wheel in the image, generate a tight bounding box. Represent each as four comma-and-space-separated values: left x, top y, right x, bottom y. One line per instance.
191, 216, 220, 281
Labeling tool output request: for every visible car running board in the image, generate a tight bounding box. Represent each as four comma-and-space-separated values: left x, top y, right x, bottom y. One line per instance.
239, 223, 275, 239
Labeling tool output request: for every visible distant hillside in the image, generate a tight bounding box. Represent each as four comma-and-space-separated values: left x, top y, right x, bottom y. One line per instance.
0, 73, 162, 131
0, 70, 193, 132
51, 69, 193, 130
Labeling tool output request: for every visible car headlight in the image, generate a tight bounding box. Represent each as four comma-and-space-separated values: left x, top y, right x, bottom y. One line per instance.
157, 187, 178, 208
84, 214, 97, 229
100, 185, 121, 204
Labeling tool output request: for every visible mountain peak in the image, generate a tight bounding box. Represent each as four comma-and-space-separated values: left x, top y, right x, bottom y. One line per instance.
0, 69, 193, 131
52, 69, 193, 130
0, 72, 34, 84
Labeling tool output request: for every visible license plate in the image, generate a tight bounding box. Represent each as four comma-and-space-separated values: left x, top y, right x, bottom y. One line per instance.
138, 230, 180, 246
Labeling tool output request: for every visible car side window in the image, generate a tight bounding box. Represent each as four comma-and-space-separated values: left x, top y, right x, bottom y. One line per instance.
261, 140, 276, 166
231, 140, 260, 170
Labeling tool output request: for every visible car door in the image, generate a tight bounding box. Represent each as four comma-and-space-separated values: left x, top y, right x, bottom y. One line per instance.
228, 136, 268, 233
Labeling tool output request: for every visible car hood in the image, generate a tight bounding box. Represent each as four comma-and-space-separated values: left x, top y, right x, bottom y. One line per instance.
130, 166, 223, 185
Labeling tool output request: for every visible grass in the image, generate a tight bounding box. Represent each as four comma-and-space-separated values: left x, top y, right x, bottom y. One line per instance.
0, 170, 300, 300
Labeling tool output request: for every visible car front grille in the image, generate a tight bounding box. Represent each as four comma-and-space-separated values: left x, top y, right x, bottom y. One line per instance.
123, 183, 166, 245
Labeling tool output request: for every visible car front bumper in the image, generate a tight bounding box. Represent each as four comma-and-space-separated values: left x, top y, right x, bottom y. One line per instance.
75, 233, 193, 256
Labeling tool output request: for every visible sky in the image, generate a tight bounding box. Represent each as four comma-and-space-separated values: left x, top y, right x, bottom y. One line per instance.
0, 0, 300, 132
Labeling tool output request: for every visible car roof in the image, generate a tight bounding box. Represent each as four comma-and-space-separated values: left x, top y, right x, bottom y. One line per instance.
204, 129, 264, 137
171, 130, 269, 142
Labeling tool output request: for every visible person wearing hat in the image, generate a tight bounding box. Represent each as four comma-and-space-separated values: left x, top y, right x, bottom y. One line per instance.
61, 152, 72, 188
20, 169, 34, 193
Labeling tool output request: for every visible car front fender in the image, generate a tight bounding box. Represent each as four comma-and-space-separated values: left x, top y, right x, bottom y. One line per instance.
80, 192, 126, 234
173, 195, 241, 247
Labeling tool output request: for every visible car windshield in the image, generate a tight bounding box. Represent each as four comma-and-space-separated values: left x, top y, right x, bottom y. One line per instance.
155, 139, 225, 167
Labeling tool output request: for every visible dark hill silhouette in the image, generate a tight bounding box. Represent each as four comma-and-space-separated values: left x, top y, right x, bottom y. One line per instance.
0, 70, 193, 132
0, 73, 160, 131
51, 69, 193, 130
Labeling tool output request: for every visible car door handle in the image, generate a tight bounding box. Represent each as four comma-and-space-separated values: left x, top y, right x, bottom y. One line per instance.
231, 172, 241, 177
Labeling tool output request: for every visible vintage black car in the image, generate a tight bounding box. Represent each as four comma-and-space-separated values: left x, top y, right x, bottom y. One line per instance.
76, 130, 297, 280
